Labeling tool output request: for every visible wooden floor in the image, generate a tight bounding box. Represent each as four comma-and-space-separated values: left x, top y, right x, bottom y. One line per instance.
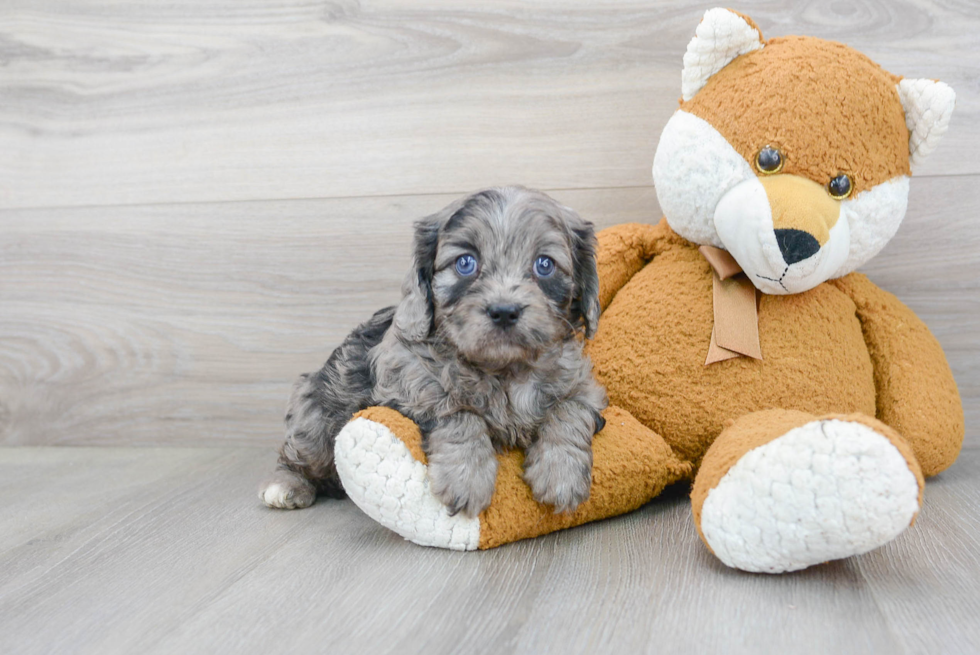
1, 1, 978, 653
1, 447, 979, 654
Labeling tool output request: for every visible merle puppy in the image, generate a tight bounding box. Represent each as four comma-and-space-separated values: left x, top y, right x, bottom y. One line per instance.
259, 186, 608, 517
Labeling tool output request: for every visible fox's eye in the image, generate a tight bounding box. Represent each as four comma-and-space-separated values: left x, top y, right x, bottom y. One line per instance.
828, 174, 852, 200
755, 146, 784, 174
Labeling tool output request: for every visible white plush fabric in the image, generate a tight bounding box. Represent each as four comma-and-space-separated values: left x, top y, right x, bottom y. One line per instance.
898, 79, 956, 170
653, 110, 754, 248
335, 417, 481, 551
699, 419, 921, 573
655, 110, 913, 294
682, 8, 763, 101
713, 176, 851, 296
835, 176, 909, 277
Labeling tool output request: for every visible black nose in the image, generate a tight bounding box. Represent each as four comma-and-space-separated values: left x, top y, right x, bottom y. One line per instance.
774, 228, 820, 265
487, 304, 523, 328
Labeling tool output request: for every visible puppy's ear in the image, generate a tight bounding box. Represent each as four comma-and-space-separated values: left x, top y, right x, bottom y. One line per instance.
567, 215, 601, 339
393, 215, 441, 341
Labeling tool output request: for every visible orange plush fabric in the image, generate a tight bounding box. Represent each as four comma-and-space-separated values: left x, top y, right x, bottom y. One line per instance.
586, 220, 962, 475
682, 36, 910, 196
478, 406, 692, 549
594, 221, 676, 311
586, 220, 879, 466
830, 275, 965, 475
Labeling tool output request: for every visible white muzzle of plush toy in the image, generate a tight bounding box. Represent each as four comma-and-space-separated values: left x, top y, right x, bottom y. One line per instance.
713, 174, 851, 295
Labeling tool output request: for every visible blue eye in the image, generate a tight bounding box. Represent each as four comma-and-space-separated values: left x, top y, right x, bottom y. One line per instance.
455, 254, 478, 276
534, 255, 555, 277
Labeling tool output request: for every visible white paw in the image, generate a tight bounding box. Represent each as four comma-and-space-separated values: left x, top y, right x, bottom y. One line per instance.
258, 473, 315, 509
334, 418, 481, 550
700, 419, 921, 573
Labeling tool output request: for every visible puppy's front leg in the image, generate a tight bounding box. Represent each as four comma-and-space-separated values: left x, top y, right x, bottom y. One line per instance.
427, 412, 498, 518
524, 401, 597, 513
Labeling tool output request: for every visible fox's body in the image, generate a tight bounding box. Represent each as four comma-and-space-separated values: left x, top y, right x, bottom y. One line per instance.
587, 219, 962, 480
587, 229, 877, 466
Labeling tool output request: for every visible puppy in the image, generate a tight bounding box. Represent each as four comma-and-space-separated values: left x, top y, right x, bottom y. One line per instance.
259, 186, 608, 517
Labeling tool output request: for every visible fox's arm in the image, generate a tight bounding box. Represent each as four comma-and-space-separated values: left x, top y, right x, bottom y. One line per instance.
596, 218, 680, 311
831, 273, 964, 475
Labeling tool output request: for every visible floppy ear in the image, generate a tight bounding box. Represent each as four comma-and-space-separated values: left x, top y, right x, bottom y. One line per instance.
682, 8, 764, 101
897, 78, 956, 170
392, 215, 441, 341
567, 218, 601, 339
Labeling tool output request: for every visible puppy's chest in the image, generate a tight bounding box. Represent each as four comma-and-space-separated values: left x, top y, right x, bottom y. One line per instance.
461, 377, 547, 449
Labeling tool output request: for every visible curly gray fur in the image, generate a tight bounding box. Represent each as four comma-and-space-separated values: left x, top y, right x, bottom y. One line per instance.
259, 186, 607, 517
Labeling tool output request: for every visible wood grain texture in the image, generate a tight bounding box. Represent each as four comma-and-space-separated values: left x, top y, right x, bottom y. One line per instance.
1, 0, 978, 209
0, 186, 658, 447
1, 180, 976, 448
1, 3, 977, 652
1, 446, 978, 655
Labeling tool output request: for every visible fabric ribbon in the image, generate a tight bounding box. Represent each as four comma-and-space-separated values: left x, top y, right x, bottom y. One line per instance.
699, 245, 763, 365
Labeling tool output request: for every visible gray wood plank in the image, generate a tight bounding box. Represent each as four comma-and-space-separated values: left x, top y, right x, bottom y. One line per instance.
1, 180, 976, 448
0, 186, 661, 448
856, 459, 980, 654
1, 447, 978, 654
1, 0, 977, 209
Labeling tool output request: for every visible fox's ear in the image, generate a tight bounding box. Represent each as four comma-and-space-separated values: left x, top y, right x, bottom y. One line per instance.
897, 79, 956, 170
682, 8, 764, 101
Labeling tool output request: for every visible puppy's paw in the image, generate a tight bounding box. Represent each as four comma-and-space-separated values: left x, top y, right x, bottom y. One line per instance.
523, 444, 592, 513
428, 457, 497, 518
259, 469, 316, 509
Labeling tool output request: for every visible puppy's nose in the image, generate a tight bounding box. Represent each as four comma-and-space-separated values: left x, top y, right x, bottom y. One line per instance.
487, 304, 523, 328
774, 228, 820, 265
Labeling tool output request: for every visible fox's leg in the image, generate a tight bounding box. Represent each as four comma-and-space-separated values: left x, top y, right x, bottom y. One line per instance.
334, 406, 693, 550
692, 409, 924, 573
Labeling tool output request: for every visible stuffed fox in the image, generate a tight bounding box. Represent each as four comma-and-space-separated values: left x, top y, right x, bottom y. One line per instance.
331, 8, 963, 573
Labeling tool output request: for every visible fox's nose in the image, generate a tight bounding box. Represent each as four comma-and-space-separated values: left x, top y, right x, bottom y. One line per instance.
487, 304, 523, 328
774, 228, 820, 265
759, 175, 841, 266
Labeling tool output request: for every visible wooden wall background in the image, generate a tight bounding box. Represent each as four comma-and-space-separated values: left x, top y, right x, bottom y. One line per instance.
1, 0, 977, 450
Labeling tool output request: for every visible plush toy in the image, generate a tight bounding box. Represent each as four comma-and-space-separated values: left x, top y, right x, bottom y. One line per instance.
331, 8, 963, 572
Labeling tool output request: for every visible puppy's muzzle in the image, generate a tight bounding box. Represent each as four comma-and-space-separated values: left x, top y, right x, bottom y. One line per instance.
486, 303, 524, 329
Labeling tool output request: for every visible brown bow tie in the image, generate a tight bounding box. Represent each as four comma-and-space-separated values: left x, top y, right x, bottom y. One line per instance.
699, 245, 763, 365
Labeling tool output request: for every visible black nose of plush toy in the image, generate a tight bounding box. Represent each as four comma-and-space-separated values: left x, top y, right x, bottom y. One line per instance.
774, 229, 820, 265
487, 304, 523, 328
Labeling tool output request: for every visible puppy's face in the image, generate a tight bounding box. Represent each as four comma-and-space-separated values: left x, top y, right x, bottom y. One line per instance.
394, 187, 599, 367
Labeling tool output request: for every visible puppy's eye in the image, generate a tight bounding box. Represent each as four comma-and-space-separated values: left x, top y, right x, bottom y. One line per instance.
828, 174, 852, 200
454, 254, 478, 276
755, 146, 784, 174
533, 255, 555, 277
